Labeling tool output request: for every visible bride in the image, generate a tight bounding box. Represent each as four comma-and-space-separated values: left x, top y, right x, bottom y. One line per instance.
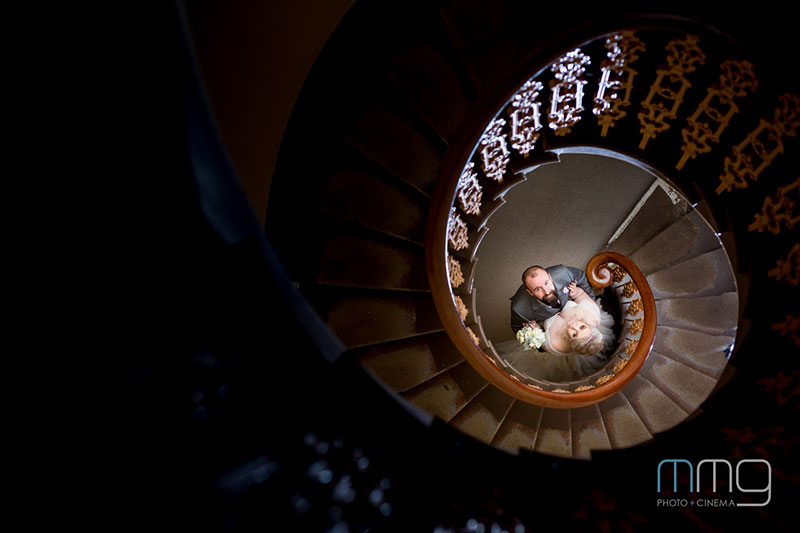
498, 281, 615, 381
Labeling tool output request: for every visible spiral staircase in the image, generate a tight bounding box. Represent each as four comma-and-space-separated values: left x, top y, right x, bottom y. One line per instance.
262, 2, 769, 460
151, 1, 800, 530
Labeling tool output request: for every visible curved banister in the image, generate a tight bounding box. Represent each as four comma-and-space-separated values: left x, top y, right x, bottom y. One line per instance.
429, 233, 657, 408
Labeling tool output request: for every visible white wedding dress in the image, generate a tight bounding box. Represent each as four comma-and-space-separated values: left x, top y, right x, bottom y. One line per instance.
497, 299, 615, 382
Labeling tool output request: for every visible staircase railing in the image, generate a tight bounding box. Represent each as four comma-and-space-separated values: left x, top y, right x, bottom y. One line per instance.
429, 206, 657, 408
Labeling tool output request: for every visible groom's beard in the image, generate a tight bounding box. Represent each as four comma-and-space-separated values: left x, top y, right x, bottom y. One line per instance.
540, 290, 559, 306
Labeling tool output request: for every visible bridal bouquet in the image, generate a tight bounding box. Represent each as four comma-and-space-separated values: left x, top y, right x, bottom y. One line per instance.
516, 324, 546, 351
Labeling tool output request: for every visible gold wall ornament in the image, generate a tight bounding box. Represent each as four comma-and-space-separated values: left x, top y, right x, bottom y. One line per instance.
748, 177, 800, 234
479, 118, 510, 181
467, 326, 481, 345
454, 294, 469, 321
552, 389, 571, 393
677, 59, 758, 170
613, 358, 630, 374
624, 339, 640, 356
548, 48, 591, 136
619, 279, 639, 298
593, 31, 646, 137
756, 370, 800, 406
627, 297, 643, 316
447, 255, 464, 288
447, 207, 469, 250
456, 162, 483, 215
767, 243, 800, 286
717, 93, 800, 194
528, 384, 543, 390
507, 78, 544, 156
627, 316, 645, 336
770, 313, 800, 346
596, 374, 614, 385
609, 263, 627, 283
574, 385, 596, 392
638, 35, 706, 150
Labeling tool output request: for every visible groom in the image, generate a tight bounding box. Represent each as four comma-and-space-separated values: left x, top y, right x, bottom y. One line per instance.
510, 264, 595, 334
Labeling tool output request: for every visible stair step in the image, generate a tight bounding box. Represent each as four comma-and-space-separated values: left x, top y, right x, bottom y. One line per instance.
401, 362, 488, 422
653, 326, 733, 379
345, 106, 441, 195
646, 248, 736, 300
491, 401, 544, 454
598, 393, 653, 449
534, 408, 572, 458
655, 292, 738, 337
321, 168, 428, 243
606, 184, 691, 256
317, 232, 428, 291
640, 352, 721, 413
449, 386, 515, 445
322, 290, 443, 348
356, 332, 466, 393
630, 210, 722, 275
386, 44, 472, 144
622, 375, 689, 434
571, 404, 612, 460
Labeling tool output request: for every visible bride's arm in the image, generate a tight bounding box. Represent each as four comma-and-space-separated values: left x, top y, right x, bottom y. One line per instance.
567, 281, 596, 307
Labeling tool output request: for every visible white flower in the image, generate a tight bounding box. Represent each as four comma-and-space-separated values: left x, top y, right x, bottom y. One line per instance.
516, 324, 546, 350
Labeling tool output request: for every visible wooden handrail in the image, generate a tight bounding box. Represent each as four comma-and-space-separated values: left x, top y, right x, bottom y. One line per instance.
429, 218, 657, 408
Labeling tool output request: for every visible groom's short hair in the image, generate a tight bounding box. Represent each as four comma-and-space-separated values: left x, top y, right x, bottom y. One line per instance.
521, 265, 546, 284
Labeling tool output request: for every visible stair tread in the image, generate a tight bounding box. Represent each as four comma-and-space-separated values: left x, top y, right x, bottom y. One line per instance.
318, 232, 429, 292
606, 185, 691, 256
345, 106, 441, 195
571, 404, 612, 460
646, 248, 736, 300
655, 292, 739, 336
630, 209, 723, 275
449, 386, 515, 445
401, 363, 487, 422
622, 375, 689, 435
640, 351, 721, 412
322, 290, 443, 348
534, 408, 572, 458
653, 325, 734, 378
322, 168, 428, 243
386, 43, 472, 144
356, 332, 466, 393
491, 401, 544, 454
598, 392, 654, 449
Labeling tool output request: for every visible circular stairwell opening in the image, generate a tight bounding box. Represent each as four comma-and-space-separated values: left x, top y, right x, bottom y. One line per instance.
461, 149, 739, 394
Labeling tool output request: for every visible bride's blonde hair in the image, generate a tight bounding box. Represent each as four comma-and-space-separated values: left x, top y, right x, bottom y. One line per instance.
566, 325, 604, 355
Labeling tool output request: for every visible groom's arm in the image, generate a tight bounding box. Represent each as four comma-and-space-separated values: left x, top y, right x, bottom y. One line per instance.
511, 308, 541, 333
510, 308, 527, 333
566, 266, 595, 300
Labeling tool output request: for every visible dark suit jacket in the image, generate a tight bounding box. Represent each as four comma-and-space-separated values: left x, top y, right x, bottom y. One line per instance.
509, 264, 595, 333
